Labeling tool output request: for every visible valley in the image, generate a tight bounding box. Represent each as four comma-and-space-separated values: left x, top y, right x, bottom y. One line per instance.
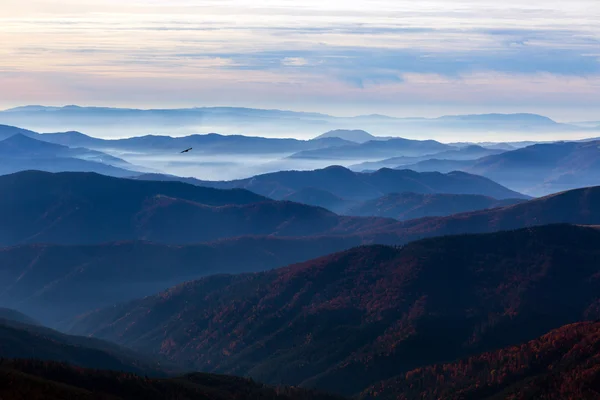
1, 113, 600, 400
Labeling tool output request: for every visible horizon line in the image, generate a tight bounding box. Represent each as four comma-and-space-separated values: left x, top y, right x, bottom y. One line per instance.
1, 104, 566, 123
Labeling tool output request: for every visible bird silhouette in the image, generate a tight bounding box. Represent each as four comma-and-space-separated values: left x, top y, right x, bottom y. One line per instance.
180, 147, 192, 153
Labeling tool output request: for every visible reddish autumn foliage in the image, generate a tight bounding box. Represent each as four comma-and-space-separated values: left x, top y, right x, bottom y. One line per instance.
69, 224, 600, 397
361, 321, 600, 400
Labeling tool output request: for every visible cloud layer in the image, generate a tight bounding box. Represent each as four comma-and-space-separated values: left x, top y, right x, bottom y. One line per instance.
1, 0, 599, 120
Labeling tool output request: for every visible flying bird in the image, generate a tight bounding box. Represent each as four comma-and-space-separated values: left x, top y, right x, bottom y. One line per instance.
180, 147, 192, 153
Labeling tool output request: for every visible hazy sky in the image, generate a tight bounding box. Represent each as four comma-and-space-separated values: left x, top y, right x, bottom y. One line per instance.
1, 0, 599, 120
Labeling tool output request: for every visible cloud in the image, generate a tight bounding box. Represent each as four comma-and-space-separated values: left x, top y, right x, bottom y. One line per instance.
0, 0, 599, 118
281, 57, 310, 66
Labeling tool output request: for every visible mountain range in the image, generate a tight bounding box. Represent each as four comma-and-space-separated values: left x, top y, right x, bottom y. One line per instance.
0, 133, 142, 177
2, 170, 600, 249
138, 166, 529, 201
0, 170, 598, 328
2, 107, 600, 400
2, 122, 600, 195
466, 140, 600, 195
0, 236, 363, 325
1, 167, 600, 399
374, 184, 600, 244
288, 138, 453, 160
0, 170, 300, 246
0, 169, 482, 247
2, 170, 599, 326
0, 123, 353, 155
387, 140, 600, 196
350, 145, 506, 171
0, 133, 125, 165
67, 224, 600, 397
2, 106, 597, 139
314, 129, 391, 143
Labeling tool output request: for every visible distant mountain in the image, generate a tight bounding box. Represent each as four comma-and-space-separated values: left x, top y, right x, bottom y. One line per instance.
361, 321, 600, 400
465, 140, 600, 196
378, 185, 600, 243
35, 130, 109, 148
392, 140, 600, 196
68, 224, 600, 397
0, 134, 140, 177
0, 157, 139, 179
64, 133, 356, 154
4, 180, 600, 326
2, 105, 331, 120
0, 236, 362, 325
0, 359, 344, 400
288, 138, 454, 160
0, 319, 170, 376
2, 106, 594, 139
0, 124, 105, 151
0, 123, 355, 156
345, 192, 525, 220
0, 124, 38, 140
248, 183, 600, 246
314, 130, 387, 144
147, 166, 529, 201
0, 170, 279, 246
350, 145, 505, 171
37, 130, 355, 155
4, 170, 600, 249
438, 112, 558, 125
0, 133, 129, 165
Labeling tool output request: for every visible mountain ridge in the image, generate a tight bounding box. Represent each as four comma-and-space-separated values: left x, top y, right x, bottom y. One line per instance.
137, 166, 529, 201
361, 321, 600, 400
0, 235, 363, 325
0, 318, 173, 376
0, 133, 142, 177
67, 224, 600, 397
3, 107, 593, 141
314, 129, 390, 143
3, 170, 600, 249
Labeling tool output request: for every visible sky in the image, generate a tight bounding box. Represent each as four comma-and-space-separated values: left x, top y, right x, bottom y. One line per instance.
1, 0, 599, 121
